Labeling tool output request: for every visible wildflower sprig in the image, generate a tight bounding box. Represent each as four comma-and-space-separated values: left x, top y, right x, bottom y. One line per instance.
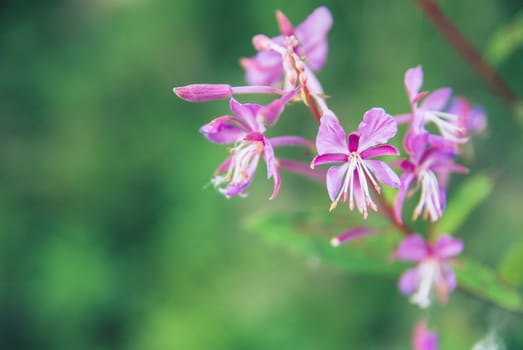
173, 6, 493, 349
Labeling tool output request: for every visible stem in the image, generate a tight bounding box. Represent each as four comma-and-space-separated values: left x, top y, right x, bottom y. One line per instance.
302, 85, 323, 123
415, 0, 520, 112
278, 159, 326, 182
375, 192, 414, 236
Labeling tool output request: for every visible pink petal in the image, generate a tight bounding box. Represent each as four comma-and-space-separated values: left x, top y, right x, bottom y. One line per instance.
434, 235, 463, 259
399, 267, 420, 295
240, 52, 283, 86
199, 116, 247, 144
441, 265, 457, 292
229, 98, 264, 132
421, 87, 452, 111
357, 108, 397, 151
395, 234, 429, 262
405, 65, 424, 103
359, 144, 399, 159
295, 6, 333, 71
257, 88, 299, 125
316, 114, 347, 154
413, 321, 439, 350
364, 160, 400, 188
326, 164, 348, 202
311, 153, 348, 168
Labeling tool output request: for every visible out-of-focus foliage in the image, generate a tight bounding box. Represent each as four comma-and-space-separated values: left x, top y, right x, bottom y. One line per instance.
437, 173, 493, 235
1, 0, 523, 349
486, 9, 523, 66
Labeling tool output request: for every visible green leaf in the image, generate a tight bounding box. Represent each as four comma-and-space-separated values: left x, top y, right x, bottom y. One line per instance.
245, 209, 523, 313
486, 10, 523, 66
457, 257, 523, 313
244, 210, 404, 275
498, 238, 523, 288
438, 173, 493, 234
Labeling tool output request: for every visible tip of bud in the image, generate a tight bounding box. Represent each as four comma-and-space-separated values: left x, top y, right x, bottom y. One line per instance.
330, 238, 341, 247
276, 10, 294, 36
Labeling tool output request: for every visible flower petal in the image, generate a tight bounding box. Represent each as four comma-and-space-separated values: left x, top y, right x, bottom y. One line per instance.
263, 137, 281, 200
441, 265, 457, 292
413, 321, 438, 350
229, 98, 264, 132
405, 65, 424, 102
199, 116, 247, 144
316, 114, 348, 154
399, 267, 420, 295
364, 160, 400, 188
434, 235, 463, 259
421, 87, 452, 111
240, 52, 283, 86
326, 164, 348, 202
359, 144, 399, 159
311, 153, 348, 168
395, 234, 429, 261
357, 108, 397, 151
295, 6, 333, 71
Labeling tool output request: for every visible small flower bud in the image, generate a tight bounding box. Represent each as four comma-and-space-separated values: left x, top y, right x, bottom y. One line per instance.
173, 84, 232, 103
276, 10, 294, 36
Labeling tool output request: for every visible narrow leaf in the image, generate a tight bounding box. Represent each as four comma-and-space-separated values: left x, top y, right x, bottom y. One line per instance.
457, 257, 523, 313
498, 237, 523, 288
486, 10, 523, 66
438, 173, 493, 234
244, 210, 403, 275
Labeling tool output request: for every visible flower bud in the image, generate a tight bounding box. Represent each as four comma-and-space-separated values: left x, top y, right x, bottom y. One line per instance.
173, 84, 232, 103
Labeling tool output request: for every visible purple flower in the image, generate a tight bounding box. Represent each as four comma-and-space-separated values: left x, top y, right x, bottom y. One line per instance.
240, 7, 333, 86
395, 133, 467, 223
311, 109, 400, 218
395, 234, 463, 308
201, 98, 311, 199
403, 66, 468, 153
412, 321, 438, 350
446, 96, 487, 136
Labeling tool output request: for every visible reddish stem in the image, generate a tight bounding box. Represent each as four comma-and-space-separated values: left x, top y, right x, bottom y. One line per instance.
415, 0, 520, 112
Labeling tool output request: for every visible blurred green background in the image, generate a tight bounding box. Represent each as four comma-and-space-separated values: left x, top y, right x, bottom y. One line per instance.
2, 0, 523, 349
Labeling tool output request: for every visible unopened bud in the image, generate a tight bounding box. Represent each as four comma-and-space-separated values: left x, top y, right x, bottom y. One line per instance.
173, 84, 232, 103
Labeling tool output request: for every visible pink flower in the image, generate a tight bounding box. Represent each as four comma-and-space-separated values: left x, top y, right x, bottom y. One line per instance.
394, 133, 467, 223
240, 7, 333, 86
446, 96, 487, 136
395, 234, 463, 308
201, 98, 311, 199
311, 109, 400, 218
412, 321, 438, 350
403, 66, 468, 153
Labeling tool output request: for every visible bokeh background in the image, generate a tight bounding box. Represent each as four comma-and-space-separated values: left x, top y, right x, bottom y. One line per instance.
2, 0, 523, 349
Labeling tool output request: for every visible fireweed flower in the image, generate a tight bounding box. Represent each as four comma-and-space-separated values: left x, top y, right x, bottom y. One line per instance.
394, 133, 467, 223
200, 98, 312, 199
402, 66, 468, 153
311, 109, 400, 218
446, 96, 487, 137
412, 321, 438, 350
240, 7, 332, 87
395, 234, 463, 308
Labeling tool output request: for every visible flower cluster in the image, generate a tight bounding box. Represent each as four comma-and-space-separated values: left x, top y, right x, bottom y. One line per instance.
173, 7, 487, 349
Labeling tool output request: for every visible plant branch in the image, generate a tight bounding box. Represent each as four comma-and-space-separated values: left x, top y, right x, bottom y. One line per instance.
415, 0, 520, 112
